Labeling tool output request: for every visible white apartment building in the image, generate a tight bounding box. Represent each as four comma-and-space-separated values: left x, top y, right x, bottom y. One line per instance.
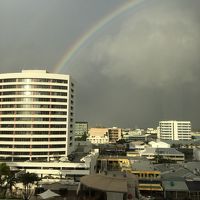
159, 120, 191, 140
0, 70, 75, 162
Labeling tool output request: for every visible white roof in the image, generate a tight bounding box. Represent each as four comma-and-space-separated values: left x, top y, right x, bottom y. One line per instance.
38, 189, 60, 199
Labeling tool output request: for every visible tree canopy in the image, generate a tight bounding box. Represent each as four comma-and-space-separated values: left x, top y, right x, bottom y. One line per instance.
0, 163, 11, 198
17, 172, 39, 200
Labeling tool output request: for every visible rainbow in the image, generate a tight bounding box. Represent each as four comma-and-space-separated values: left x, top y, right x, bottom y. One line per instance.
54, 0, 146, 73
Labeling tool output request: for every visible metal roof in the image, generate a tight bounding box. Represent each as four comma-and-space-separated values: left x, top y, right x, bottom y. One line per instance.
80, 173, 137, 193
162, 180, 189, 191
142, 148, 184, 155
131, 160, 155, 171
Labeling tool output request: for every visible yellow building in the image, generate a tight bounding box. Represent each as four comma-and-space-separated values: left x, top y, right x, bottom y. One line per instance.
97, 155, 163, 194
122, 159, 163, 194
97, 156, 131, 172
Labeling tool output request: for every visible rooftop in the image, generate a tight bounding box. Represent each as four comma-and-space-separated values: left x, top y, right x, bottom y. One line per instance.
98, 155, 129, 160
162, 139, 200, 145
154, 162, 200, 180
162, 180, 189, 191
80, 172, 137, 193
131, 160, 155, 171
154, 163, 180, 173
22, 69, 47, 73
182, 161, 200, 173
142, 148, 184, 155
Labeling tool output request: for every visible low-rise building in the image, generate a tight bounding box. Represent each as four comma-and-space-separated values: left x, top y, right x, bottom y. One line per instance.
78, 172, 139, 200
192, 132, 200, 139
155, 162, 200, 200
107, 127, 122, 143
88, 127, 122, 143
146, 128, 158, 135
193, 147, 200, 161
123, 134, 151, 143
148, 141, 170, 148
99, 144, 126, 156
129, 141, 146, 150
155, 162, 200, 181
127, 141, 146, 157
122, 158, 163, 198
162, 180, 189, 200
122, 129, 145, 136
88, 128, 108, 137
5, 150, 99, 183
141, 148, 185, 163
97, 155, 131, 172
87, 135, 109, 144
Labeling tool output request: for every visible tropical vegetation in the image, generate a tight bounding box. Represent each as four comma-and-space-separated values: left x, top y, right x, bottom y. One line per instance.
17, 172, 39, 200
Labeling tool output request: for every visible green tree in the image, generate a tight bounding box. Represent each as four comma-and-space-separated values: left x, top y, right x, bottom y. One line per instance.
116, 139, 126, 144
17, 172, 39, 200
154, 154, 164, 163
0, 163, 11, 198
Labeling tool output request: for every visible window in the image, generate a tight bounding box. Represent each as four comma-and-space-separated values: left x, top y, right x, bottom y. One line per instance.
49, 144, 65, 148
50, 124, 66, 128
50, 138, 66, 141
15, 138, 30, 141
52, 79, 68, 84
32, 138, 48, 141
3, 79, 16, 82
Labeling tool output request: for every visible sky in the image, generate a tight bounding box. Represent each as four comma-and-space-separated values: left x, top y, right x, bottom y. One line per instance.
0, 0, 200, 128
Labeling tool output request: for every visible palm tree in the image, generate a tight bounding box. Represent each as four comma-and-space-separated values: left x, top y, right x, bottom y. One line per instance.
7, 174, 16, 197
17, 172, 39, 200
0, 163, 11, 198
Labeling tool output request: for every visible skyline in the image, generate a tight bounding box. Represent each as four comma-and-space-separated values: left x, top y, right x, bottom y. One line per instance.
0, 0, 200, 128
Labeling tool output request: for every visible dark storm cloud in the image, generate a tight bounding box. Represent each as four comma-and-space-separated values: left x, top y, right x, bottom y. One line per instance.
0, 0, 199, 128
0, 0, 123, 72
67, 0, 200, 128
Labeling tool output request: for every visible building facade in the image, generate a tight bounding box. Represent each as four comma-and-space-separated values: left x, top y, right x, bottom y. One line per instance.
88, 127, 122, 143
88, 128, 108, 137
74, 121, 88, 139
87, 135, 109, 144
141, 148, 185, 163
108, 127, 122, 143
0, 70, 75, 162
148, 141, 170, 148
78, 173, 139, 200
7, 150, 99, 181
122, 159, 163, 194
159, 121, 191, 140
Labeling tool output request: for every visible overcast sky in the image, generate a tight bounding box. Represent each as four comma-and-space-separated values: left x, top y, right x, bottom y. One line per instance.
0, 0, 200, 128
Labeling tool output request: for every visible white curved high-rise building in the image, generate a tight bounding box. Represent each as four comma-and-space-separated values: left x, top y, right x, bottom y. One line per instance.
0, 70, 75, 162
